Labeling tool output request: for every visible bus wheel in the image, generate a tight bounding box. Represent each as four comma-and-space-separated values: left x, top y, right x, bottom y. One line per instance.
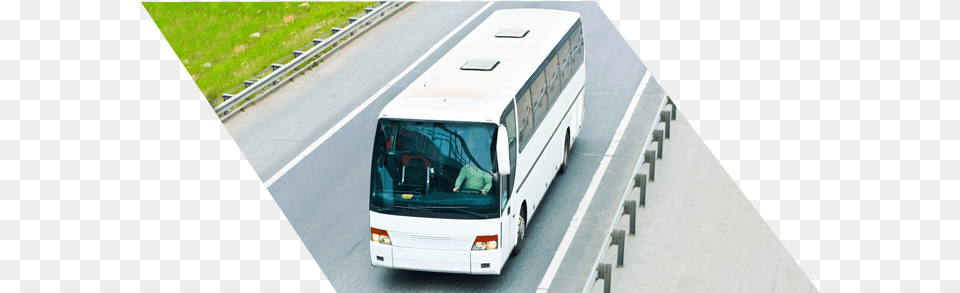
559, 132, 570, 174
511, 215, 525, 256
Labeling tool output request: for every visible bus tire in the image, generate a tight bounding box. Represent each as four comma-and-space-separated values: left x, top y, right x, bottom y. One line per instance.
511, 212, 526, 256
559, 131, 570, 174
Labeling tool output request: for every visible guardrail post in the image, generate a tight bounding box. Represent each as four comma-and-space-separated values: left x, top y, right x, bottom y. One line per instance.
243, 80, 255, 88
214, 1, 403, 120
644, 150, 656, 182
661, 110, 672, 139
653, 129, 664, 159
623, 200, 636, 235
667, 96, 676, 120
610, 230, 626, 267
596, 263, 612, 293
221, 94, 233, 103
634, 174, 647, 207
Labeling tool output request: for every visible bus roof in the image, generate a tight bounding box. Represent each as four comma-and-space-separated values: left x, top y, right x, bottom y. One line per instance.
380, 9, 582, 123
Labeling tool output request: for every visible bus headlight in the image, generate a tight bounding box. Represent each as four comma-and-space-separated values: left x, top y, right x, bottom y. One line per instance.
371, 227, 391, 246
472, 235, 498, 250
473, 241, 487, 250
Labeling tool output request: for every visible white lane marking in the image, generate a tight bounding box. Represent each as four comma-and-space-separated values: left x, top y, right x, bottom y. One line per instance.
264, 2, 496, 187
537, 71, 653, 293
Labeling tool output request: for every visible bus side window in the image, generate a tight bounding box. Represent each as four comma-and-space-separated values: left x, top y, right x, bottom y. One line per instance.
544, 53, 560, 108
517, 89, 533, 150
531, 73, 547, 130
572, 23, 584, 70
504, 107, 517, 175
559, 38, 572, 89
501, 105, 518, 202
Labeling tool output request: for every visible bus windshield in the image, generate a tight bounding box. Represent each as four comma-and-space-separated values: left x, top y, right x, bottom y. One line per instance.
370, 119, 501, 219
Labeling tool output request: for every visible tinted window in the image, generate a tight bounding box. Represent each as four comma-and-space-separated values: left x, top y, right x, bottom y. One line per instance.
572, 24, 584, 71
530, 73, 547, 131
518, 89, 533, 149
501, 104, 517, 208
504, 107, 517, 167
370, 120, 500, 219
544, 54, 560, 107
514, 20, 584, 152
559, 39, 572, 87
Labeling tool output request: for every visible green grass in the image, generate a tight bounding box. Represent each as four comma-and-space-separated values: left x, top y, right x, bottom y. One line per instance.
142, 2, 375, 104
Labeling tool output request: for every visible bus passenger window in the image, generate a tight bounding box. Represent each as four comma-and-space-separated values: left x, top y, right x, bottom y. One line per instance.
560, 39, 572, 87
517, 89, 533, 150
572, 24, 584, 70
531, 73, 547, 129
544, 54, 560, 107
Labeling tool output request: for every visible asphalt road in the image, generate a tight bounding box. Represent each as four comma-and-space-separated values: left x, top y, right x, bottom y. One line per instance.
223, 2, 819, 292
225, 2, 491, 181
225, 2, 688, 292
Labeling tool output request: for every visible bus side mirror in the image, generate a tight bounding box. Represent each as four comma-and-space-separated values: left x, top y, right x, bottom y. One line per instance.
497, 125, 510, 175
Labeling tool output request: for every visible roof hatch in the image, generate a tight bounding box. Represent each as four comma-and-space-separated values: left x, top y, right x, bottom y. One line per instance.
460, 59, 500, 71
495, 28, 529, 38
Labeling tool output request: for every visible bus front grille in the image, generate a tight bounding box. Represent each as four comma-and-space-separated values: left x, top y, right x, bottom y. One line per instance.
389, 232, 475, 250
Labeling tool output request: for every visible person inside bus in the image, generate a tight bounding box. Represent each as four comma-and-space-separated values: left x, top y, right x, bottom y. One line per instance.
452, 130, 494, 194
453, 162, 492, 194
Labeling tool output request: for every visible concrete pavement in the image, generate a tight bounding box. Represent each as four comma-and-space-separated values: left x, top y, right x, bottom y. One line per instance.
587, 111, 817, 293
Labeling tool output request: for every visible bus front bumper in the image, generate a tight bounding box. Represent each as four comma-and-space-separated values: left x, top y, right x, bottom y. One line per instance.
370, 243, 502, 275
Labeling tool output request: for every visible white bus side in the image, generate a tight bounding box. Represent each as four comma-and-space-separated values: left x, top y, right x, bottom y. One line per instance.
502, 18, 585, 256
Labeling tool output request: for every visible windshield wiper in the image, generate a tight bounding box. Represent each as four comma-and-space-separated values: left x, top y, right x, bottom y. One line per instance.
420, 207, 488, 219
381, 206, 488, 219
372, 207, 398, 213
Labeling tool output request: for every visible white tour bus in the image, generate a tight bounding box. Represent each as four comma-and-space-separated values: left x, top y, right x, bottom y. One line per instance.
369, 9, 586, 275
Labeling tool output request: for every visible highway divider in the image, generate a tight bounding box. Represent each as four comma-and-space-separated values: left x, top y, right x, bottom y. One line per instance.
584, 96, 677, 293
214, 1, 412, 121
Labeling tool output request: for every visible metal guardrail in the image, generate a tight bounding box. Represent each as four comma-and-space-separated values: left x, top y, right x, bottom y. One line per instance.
585, 95, 677, 293
213, 1, 411, 121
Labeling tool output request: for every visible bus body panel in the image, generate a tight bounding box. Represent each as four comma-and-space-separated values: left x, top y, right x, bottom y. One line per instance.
513, 64, 585, 219
380, 9, 583, 124
370, 212, 501, 245
393, 247, 471, 273
371, 246, 503, 275
370, 242, 393, 267
370, 212, 505, 274
571, 73, 585, 144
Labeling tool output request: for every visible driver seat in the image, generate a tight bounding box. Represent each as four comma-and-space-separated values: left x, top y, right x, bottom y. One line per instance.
400, 155, 430, 192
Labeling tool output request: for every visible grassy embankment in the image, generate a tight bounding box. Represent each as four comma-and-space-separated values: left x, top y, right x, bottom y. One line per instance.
143, 2, 375, 104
